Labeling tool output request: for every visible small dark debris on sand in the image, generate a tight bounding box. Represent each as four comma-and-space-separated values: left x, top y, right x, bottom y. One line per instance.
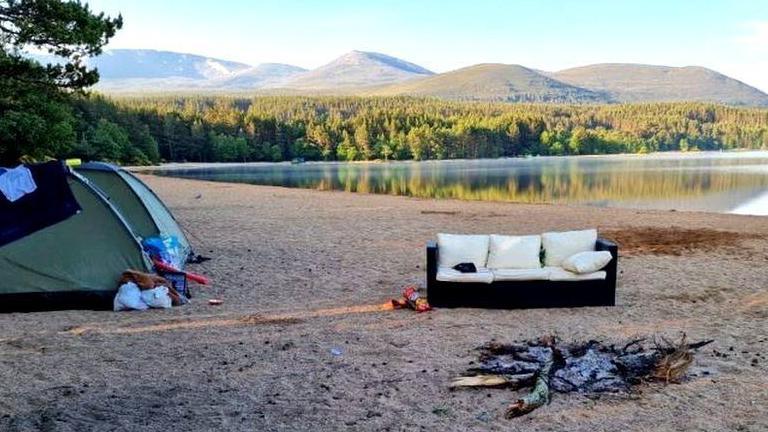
420, 210, 459, 215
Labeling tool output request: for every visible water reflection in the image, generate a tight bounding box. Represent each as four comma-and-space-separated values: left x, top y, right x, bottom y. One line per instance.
149, 152, 768, 216
732, 191, 768, 215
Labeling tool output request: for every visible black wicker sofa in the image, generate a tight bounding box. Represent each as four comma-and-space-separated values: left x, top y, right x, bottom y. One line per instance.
426, 234, 618, 309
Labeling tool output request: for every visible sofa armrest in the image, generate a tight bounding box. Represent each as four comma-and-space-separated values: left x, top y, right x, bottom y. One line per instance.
596, 237, 618, 305
426, 241, 438, 279
425, 241, 441, 303
596, 237, 618, 256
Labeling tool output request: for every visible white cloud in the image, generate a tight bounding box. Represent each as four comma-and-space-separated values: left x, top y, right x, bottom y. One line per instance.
722, 21, 768, 92
735, 21, 768, 53
718, 61, 768, 92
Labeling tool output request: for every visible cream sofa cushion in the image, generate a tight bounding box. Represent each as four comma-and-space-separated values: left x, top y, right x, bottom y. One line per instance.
437, 233, 490, 268
492, 268, 550, 281
486, 234, 542, 269
561, 251, 612, 274
547, 267, 606, 281
436, 267, 494, 283
541, 229, 597, 266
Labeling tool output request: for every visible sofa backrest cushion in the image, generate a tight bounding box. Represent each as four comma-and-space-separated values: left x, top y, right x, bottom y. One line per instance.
437, 233, 490, 268
541, 229, 597, 266
486, 234, 542, 269
561, 250, 612, 274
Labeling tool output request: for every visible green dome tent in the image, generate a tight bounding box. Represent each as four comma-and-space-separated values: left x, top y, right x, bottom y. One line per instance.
0, 162, 152, 312
75, 162, 192, 263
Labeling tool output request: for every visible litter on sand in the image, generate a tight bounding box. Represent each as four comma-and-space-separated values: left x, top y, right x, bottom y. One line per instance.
391, 286, 432, 312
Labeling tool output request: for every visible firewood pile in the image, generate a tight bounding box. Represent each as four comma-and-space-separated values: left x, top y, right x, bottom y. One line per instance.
450, 334, 713, 418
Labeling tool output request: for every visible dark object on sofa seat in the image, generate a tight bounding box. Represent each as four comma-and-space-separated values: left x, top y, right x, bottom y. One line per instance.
426, 238, 618, 309
453, 262, 477, 273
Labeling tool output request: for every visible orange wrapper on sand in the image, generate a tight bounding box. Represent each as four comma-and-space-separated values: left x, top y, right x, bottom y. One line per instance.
401, 286, 432, 312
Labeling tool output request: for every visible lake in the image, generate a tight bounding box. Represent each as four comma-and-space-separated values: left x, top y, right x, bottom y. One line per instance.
146, 151, 768, 216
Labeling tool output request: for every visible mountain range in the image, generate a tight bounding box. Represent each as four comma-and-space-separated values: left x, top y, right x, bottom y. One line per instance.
31, 48, 768, 106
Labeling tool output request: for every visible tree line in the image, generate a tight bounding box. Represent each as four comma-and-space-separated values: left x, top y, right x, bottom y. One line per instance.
1, 0, 122, 165
57, 95, 768, 165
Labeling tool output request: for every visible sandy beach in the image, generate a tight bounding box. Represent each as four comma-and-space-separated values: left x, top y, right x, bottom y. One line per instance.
1, 175, 767, 432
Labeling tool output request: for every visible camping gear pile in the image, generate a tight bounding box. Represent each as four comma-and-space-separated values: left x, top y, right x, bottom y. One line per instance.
0, 161, 201, 313
114, 270, 188, 311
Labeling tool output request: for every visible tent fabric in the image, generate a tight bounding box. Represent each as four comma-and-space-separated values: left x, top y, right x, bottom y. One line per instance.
77, 169, 158, 239
76, 163, 191, 261
119, 171, 191, 255
0, 161, 81, 247
0, 169, 152, 312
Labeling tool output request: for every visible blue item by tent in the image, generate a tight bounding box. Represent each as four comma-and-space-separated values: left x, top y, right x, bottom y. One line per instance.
142, 235, 185, 269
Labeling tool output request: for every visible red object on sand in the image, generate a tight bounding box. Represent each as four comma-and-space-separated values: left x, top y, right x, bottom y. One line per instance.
391, 298, 408, 309
402, 286, 432, 312
153, 260, 210, 285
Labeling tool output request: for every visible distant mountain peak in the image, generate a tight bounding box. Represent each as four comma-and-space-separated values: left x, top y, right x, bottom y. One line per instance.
373, 63, 608, 103
257, 62, 307, 69
218, 63, 308, 89
331, 50, 435, 75
282, 51, 434, 89
81, 49, 253, 80
552, 63, 768, 106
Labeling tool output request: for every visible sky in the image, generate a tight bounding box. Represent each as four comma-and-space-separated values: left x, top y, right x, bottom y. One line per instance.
86, 0, 768, 91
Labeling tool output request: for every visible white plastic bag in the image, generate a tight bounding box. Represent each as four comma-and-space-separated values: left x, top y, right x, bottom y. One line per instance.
114, 282, 149, 311
140, 286, 172, 309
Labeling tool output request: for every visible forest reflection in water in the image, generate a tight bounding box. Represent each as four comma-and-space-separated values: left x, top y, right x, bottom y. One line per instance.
149, 152, 768, 215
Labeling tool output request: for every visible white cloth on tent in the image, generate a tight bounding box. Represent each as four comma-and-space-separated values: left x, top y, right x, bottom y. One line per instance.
0, 165, 37, 202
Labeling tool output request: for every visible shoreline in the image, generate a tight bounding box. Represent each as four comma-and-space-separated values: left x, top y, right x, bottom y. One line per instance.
127, 149, 768, 171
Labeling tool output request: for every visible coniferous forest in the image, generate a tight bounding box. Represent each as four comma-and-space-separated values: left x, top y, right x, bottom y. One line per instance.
20, 95, 767, 166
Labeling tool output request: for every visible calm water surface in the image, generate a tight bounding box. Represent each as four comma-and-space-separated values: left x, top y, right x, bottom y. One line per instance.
147, 152, 768, 216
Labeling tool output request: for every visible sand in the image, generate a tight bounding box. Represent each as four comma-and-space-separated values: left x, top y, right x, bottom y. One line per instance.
1, 175, 767, 432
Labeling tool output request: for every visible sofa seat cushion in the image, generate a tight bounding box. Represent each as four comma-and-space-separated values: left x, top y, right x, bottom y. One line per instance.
492, 268, 550, 281
546, 267, 606, 281
436, 267, 494, 283
487, 234, 542, 269
541, 229, 598, 266
437, 233, 490, 268
562, 251, 612, 274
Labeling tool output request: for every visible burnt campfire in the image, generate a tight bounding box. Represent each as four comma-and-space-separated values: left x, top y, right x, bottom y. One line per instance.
450, 334, 713, 418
